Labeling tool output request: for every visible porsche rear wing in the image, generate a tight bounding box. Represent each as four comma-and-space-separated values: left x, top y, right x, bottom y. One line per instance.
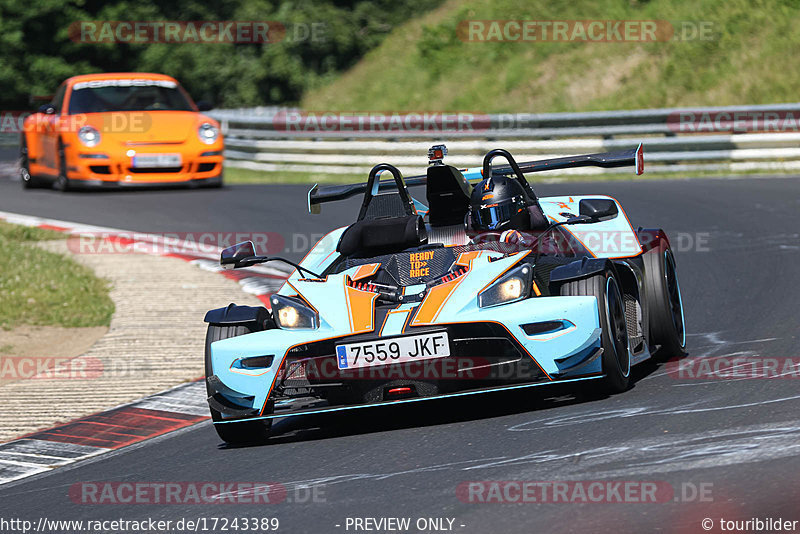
308, 144, 643, 213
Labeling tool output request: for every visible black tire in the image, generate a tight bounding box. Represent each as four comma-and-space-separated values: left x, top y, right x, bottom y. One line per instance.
53, 140, 71, 191
560, 271, 631, 393
203, 173, 223, 188
19, 135, 41, 189
205, 324, 272, 444
643, 246, 686, 359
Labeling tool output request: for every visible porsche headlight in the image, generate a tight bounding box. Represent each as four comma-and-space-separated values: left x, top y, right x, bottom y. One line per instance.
78, 126, 101, 147
198, 122, 219, 144
478, 264, 533, 308
271, 295, 318, 330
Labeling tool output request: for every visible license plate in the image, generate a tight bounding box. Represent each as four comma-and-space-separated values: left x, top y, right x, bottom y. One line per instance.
336, 332, 450, 370
132, 153, 182, 168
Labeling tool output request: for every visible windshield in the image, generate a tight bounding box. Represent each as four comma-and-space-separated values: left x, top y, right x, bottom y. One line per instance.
67, 79, 193, 114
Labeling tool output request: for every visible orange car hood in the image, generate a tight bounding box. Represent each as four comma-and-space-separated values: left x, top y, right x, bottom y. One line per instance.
80, 111, 206, 144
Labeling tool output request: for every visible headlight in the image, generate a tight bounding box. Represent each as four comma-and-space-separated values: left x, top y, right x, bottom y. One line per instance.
271, 294, 318, 330
78, 126, 101, 147
198, 122, 219, 144
478, 264, 533, 308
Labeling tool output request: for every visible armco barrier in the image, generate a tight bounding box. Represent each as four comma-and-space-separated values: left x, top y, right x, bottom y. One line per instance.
5, 104, 800, 178
209, 103, 800, 177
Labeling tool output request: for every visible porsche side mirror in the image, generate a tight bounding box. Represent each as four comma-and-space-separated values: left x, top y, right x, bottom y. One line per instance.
196, 101, 214, 112
579, 198, 618, 222
221, 240, 256, 268
38, 104, 56, 115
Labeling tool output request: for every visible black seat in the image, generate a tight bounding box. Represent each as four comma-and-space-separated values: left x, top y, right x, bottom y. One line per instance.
362, 191, 410, 220
338, 214, 428, 257
527, 205, 550, 230
425, 165, 472, 227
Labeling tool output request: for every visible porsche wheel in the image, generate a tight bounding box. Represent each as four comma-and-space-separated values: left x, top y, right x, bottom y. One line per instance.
205, 324, 272, 444
53, 140, 71, 191
644, 247, 686, 359
561, 271, 630, 393
20, 135, 41, 189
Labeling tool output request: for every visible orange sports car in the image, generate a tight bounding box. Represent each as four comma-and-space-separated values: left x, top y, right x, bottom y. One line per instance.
20, 72, 224, 190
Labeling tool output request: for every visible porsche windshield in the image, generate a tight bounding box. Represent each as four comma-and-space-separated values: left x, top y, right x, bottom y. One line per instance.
68, 79, 193, 114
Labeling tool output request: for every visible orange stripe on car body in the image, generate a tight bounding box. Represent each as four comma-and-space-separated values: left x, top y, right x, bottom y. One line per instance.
411, 252, 480, 326
344, 277, 379, 334
455, 250, 481, 267
352, 262, 381, 281
409, 278, 464, 326
531, 280, 542, 297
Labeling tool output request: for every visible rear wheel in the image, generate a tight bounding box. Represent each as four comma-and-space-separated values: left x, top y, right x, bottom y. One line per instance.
560, 271, 630, 393
205, 324, 272, 444
19, 135, 41, 189
643, 247, 686, 359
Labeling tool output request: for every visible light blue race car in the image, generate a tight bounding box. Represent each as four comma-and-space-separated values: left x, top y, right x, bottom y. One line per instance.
203, 145, 686, 444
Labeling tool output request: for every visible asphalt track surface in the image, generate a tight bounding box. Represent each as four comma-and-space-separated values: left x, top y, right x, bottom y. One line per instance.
2, 159, 800, 533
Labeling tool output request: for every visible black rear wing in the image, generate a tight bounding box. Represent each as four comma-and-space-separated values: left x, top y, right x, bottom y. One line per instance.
308, 144, 643, 213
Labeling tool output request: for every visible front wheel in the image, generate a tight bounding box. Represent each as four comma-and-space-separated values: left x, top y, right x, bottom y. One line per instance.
203, 173, 223, 188
53, 140, 71, 191
205, 324, 271, 444
560, 271, 630, 393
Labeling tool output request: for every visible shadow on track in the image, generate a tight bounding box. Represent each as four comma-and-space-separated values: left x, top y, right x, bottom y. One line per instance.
217, 347, 688, 450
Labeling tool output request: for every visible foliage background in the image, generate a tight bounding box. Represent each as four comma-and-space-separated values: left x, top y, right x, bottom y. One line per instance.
0, 0, 441, 109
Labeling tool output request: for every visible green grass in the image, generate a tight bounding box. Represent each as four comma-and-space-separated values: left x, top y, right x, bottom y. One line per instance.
0, 222, 114, 329
302, 0, 800, 113
225, 166, 364, 185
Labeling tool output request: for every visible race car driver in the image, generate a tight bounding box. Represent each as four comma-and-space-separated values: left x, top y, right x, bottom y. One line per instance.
467, 173, 551, 248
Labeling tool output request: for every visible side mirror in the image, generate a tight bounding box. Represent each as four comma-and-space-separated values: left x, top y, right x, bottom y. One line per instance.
221, 240, 256, 268
38, 104, 56, 115
196, 101, 213, 112
307, 184, 321, 214
579, 198, 618, 222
